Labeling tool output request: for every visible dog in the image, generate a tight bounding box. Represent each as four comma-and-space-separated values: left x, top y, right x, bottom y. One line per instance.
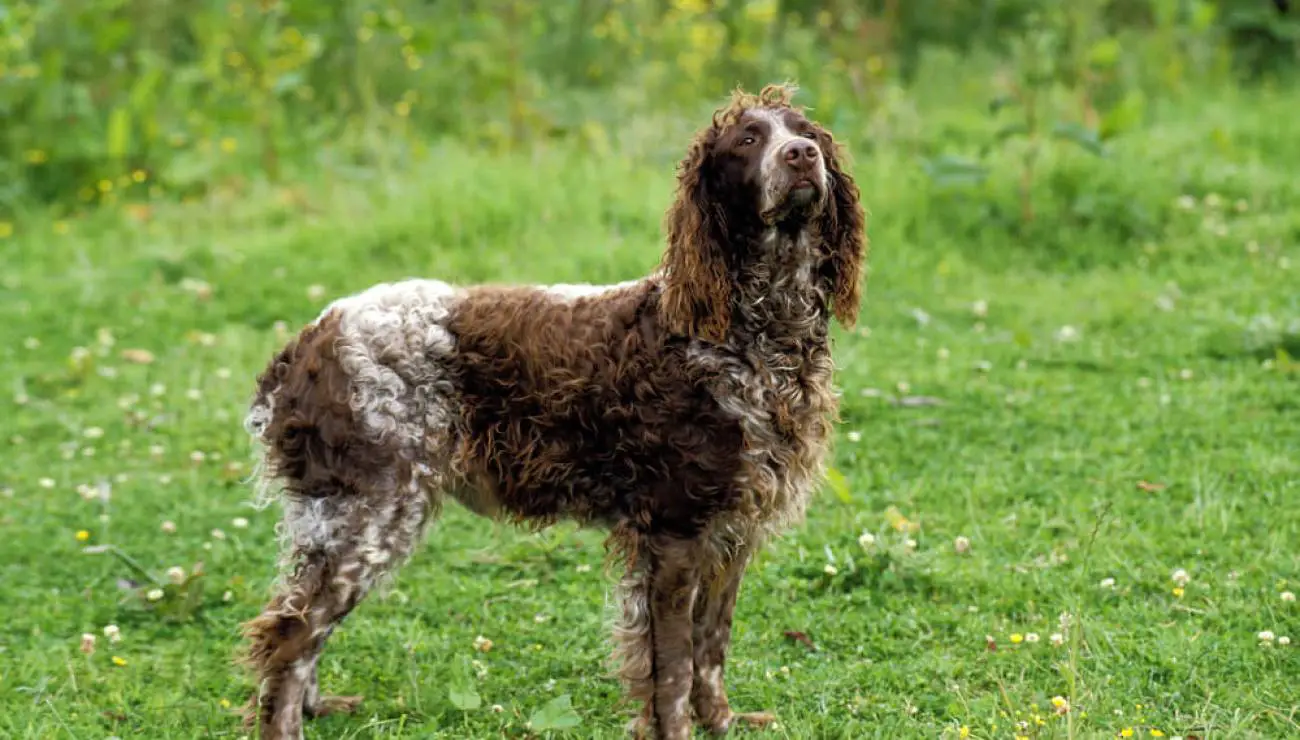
238, 82, 868, 739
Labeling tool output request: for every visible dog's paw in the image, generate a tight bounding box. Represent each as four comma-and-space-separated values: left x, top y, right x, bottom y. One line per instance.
708, 710, 777, 734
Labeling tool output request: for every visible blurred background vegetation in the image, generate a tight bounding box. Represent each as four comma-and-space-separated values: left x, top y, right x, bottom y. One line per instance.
0, 0, 1296, 223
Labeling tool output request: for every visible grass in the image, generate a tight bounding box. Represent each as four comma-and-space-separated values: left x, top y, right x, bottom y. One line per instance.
1, 82, 1298, 740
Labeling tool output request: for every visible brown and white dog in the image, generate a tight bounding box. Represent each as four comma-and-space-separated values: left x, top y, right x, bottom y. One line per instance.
238, 83, 868, 739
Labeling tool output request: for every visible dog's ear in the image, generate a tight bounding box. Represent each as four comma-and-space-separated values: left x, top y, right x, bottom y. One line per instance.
816, 129, 868, 328
659, 128, 732, 343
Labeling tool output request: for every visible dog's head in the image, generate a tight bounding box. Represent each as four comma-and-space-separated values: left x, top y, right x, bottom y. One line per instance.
660, 83, 867, 343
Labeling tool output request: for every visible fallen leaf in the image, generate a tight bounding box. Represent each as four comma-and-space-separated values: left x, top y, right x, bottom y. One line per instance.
783, 630, 818, 651
120, 349, 155, 365
1137, 480, 1166, 492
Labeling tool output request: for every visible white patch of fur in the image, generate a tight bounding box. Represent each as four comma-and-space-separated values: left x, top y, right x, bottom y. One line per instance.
542, 279, 641, 299
325, 279, 461, 455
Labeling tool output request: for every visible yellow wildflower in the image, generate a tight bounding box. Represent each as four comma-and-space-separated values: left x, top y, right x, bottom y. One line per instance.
75, 530, 90, 542
1010, 633, 1024, 644
111, 655, 127, 666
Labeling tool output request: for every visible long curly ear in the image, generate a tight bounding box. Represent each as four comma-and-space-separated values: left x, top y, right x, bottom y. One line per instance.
659, 130, 731, 343
817, 131, 868, 328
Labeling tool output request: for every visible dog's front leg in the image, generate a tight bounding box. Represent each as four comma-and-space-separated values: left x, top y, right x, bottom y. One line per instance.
643, 534, 702, 740
691, 546, 775, 734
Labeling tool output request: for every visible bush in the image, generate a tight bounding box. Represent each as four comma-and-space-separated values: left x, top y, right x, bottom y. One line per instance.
0, 0, 1295, 214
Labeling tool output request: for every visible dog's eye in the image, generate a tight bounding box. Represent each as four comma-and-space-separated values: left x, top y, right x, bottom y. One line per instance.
741, 136, 756, 146
800, 131, 818, 140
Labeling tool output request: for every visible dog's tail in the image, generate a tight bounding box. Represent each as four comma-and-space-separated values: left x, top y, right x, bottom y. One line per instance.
242, 330, 303, 510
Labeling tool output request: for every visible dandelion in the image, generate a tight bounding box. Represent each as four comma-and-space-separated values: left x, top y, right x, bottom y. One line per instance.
146, 588, 164, 602
1150, 730, 1165, 737
1172, 587, 1184, 598
210, 528, 226, 540
103, 624, 121, 643
161, 520, 177, 534
220, 137, 238, 153
1281, 591, 1295, 602
232, 517, 249, 529
473, 635, 493, 653
167, 566, 186, 584
1171, 568, 1190, 587
1010, 633, 1024, 644
1024, 632, 1040, 644
75, 530, 91, 542
111, 655, 127, 666
1100, 577, 1116, 589
1050, 696, 1069, 714
80, 633, 97, 654
1120, 729, 1134, 738
953, 536, 971, 555
1050, 633, 1065, 647
1279, 636, 1291, 646
823, 563, 838, 576
959, 726, 970, 739
1258, 630, 1276, 643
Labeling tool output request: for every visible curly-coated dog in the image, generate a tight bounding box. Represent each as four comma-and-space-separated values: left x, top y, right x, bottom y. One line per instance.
239, 83, 868, 739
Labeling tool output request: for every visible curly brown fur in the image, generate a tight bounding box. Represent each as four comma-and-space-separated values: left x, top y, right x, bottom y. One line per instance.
237, 82, 868, 739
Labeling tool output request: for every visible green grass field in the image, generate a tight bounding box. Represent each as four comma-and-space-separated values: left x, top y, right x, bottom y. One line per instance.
2, 84, 1298, 739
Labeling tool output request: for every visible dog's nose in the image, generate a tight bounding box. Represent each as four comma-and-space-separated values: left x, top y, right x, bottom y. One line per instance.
782, 139, 819, 169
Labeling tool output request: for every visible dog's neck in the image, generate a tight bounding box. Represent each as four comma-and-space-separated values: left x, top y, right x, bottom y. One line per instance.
727, 225, 830, 348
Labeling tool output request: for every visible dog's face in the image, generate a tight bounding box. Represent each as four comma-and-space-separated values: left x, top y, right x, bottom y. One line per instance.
709, 105, 831, 226
660, 84, 867, 341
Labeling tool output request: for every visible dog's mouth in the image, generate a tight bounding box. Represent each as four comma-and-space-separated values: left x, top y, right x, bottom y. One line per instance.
784, 178, 821, 209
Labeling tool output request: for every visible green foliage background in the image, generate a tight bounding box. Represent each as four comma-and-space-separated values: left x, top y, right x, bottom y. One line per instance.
1, 0, 1297, 214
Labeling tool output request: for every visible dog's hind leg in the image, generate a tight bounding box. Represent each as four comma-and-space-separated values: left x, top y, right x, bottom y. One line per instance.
241, 480, 435, 739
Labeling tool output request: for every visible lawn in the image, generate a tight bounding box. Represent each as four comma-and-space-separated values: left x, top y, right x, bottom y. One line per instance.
2, 83, 1298, 740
